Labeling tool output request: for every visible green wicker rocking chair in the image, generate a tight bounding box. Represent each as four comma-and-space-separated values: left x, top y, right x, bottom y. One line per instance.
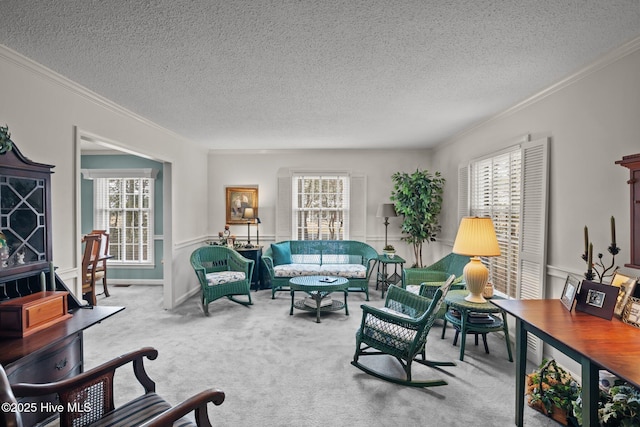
351, 275, 456, 387
190, 245, 253, 315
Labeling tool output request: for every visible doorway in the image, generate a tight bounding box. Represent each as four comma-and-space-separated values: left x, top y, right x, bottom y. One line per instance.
75, 128, 174, 309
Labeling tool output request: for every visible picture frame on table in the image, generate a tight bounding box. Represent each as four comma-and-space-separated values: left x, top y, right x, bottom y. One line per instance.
575, 280, 620, 320
560, 275, 580, 311
611, 272, 638, 318
225, 186, 258, 224
622, 296, 640, 328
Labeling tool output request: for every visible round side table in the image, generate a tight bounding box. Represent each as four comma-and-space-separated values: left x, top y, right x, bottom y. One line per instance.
442, 289, 513, 362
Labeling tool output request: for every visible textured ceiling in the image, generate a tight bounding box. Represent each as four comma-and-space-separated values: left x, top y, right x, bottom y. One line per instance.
1, 1, 640, 150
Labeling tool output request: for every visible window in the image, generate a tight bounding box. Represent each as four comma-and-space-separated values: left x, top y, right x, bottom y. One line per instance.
85, 168, 158, 265
459, 137, 549, 363
469, 149, 522, 298
292, 174, 349, 240
460, 137, 549, 301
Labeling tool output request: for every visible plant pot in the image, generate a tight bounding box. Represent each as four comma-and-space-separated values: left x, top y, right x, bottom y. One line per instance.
383, 250, 395, 259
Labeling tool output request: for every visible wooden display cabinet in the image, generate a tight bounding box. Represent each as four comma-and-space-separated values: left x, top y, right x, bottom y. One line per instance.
616, 153, 640, 269
0, 140, 123, 425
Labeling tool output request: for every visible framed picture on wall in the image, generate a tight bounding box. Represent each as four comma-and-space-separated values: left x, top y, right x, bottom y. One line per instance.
575, 280, 620, 320
611, 272, 638, 318
226, 187, 258, 224
560, 275, 580, 311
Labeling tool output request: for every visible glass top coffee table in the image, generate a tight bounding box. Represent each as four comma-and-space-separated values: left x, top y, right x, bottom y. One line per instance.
289, 275, 350, 323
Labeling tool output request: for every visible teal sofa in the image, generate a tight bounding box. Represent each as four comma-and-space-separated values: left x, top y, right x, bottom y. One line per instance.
262, 240, 378, 300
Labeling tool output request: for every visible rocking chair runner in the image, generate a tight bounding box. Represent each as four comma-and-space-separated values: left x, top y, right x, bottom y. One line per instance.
351, 275, 456, 387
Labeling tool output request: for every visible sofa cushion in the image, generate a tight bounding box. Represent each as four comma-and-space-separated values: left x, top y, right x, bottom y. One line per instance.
205, 271, 246, 286
274, 263, 321, 277
319, 264, 366, 279
271, 242, 292, 266
90, 392, 195, 427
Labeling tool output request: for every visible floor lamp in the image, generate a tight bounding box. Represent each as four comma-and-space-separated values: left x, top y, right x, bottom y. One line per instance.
243, 208, 255, 248
452, 216, 501, 303
376, 203, 397, 248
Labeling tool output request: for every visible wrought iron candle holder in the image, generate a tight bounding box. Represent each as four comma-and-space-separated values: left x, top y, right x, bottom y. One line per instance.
581, 217, 619, 283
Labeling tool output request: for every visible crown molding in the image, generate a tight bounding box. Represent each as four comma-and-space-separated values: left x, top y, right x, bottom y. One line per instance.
0, 44, 193, 145
443, 34, 640, 146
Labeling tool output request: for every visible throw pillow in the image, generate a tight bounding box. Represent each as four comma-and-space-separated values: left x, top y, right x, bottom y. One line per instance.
271, 242, 292, 266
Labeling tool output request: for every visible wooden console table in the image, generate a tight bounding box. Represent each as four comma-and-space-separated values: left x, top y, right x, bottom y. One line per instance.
492, 298, 640, 427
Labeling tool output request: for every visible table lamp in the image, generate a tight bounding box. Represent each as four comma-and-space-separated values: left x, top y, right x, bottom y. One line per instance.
242, 208, 255, 248
452, 216, 501, 303
376, 203, 397, 248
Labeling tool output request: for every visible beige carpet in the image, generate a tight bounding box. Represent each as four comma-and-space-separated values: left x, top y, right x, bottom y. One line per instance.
83, 284, 558, 426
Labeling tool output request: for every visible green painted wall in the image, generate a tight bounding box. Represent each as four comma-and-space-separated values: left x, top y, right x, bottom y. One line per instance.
81, 155, 164, 281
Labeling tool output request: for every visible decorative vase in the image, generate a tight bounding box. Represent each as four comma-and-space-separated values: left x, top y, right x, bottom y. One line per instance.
483, 282, 494, 299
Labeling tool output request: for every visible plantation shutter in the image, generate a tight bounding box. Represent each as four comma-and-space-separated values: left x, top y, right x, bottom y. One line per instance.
458, 165, 469, 222
518, 137, 550, 364
349, 174, 366, 241
276, 170, 292, 241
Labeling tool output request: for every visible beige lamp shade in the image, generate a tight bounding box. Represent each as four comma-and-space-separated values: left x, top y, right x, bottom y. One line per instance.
376, 203, 397, 218
452, 217, 501, 257
452, 217, 500, 303
242, 207, 255, 220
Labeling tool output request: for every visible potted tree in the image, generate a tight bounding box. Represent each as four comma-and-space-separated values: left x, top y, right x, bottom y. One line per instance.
390, 169, 445, 267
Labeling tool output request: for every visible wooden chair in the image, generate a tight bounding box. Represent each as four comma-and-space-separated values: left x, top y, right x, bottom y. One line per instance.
351, 275, 456, 387
0, 347, 225, 427
89, 229, 111, 297
190, 246, 253, 315
81, 234, 103, 306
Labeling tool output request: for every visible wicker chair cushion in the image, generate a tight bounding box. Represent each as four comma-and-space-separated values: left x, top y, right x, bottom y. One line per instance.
362, 309, 417, 350
205, 271, 246, 286
270, 242, 292, 265
406, 285, 420, 294
90, 392, 195, 427
274, 264, 322, 277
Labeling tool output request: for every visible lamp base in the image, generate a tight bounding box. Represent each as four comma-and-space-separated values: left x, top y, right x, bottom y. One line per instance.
463, 257, 489, 303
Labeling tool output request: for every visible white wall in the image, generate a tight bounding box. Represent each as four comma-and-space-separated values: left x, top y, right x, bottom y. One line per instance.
208, 149, 433, 263
0, 46, 209, 308
431, 41, 640, 366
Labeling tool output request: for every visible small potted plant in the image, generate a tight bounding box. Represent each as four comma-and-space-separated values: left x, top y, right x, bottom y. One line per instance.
383, 244, 395, 259
0, 124, 14, 155
526, 359, 581, 426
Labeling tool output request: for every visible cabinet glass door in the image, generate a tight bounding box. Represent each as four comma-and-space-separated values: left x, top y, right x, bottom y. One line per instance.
0, 175, 47, 270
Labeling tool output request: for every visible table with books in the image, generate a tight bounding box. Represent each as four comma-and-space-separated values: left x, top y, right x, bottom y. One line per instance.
289, 275, 350, 323
442, 289, 513, 362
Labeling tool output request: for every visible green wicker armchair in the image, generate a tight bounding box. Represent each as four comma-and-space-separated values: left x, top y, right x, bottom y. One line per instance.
402, 253, 469, 318
351, 275, 456, 387
190, 245, 253, 315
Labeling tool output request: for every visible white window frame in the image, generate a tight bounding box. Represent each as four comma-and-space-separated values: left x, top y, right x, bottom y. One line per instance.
82, 168, 157, 266
291, 174, 350, 240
